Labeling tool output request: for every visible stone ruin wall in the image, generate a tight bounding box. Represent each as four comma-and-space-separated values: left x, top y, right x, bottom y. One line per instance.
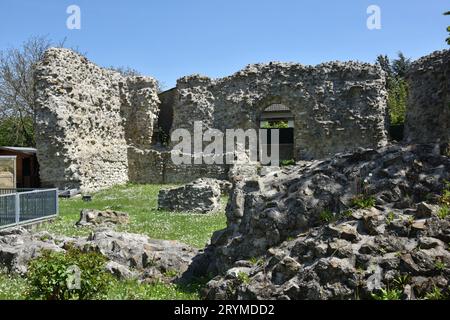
34, 50, 391, 190
405, 50, 450, 145
173, 61, 390, 160
34, 48, 160, 192
127, 147, 228, 184
34, 48, 449, 191
132, 61, 391, 183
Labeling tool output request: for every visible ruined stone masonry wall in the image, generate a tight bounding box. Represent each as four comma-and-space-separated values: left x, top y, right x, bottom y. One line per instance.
34, 48, 160, 192
121, 77, 160, 149
127, 147, 228, 184
405, 50, 450, 144
34, 48, 449, 190
173, 61, 389, 160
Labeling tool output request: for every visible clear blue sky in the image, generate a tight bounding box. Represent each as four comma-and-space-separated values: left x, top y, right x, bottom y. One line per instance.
0, 0, 448, 88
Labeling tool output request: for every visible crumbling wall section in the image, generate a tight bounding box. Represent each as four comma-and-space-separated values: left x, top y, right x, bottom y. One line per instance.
121, 77, 160, 148
127, 147, 228, 184
34, 48, 160, 192
405, 50, 450, 144
173, 62, 389, 160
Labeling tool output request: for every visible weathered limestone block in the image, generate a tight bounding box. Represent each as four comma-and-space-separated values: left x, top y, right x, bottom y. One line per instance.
34, 48, 160, 192
76, 209, 129, 227
184, 143, 450, 300
0, 228, 198, 283
405, 50, 450, 144
158, 178, 222, 213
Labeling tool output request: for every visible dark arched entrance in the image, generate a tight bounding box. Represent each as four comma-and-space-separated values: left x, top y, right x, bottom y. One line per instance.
259, 104, 294, 162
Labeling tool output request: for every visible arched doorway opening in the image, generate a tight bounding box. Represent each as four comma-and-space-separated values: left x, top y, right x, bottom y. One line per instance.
259, 104, 295, 163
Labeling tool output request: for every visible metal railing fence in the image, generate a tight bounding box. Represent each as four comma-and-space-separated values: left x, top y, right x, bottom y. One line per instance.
0, 188, 58, 229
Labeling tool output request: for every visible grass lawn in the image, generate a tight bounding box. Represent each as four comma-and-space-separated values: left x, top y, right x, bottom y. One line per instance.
1, 183, 227, 300
36, 183, 227, 248
0, 273, 28, 300
0, 272, 201, 300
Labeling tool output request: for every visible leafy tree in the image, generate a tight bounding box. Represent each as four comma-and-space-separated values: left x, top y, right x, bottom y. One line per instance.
376, 55, 392, 78
0, 36, 53, 147
376, 52, 411, 125
0, 36, 153, 148
391, 52, 411, 78
387, 78, 408, 125
445, 11, 450, 45
0, 115, 34, 147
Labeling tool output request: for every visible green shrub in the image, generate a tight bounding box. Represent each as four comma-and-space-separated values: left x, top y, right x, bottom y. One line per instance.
424, 286, 445, 300
440, 181, 450, 206
260, 121, 289, 129
371, 288, 402, 300
280, 159, 295, 167
351, 195, 376, 209
437, 206, 449, 219
435, 259, 447, 272
249, 257, 264, 267
163, 269, 179, 278
237, 272, 250, 285
387, 78, 408, 125
340, 210, 353, 219
386, 212, 396, 224
442, 191, 450, 207
393, 274, 410, 289
27, 248, 113, 300
319, 209, 335, 223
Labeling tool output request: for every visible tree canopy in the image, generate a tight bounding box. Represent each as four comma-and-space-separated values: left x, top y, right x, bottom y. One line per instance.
376, 52, 411, 126
445, 11, 450, 45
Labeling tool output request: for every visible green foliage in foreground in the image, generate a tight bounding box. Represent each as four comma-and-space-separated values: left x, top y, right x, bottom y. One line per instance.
440, 181, 450, 207
27, 248, 112, 300
437, 182, 450, 220
104, 280, 199, 300
319, 209, 335, 223
37, 184, 227, 248
0, 273, 27, 300
437, 206, 450, 220
0, 272, 200, 300
371, 288, 402, 300
425, 287, 446, 300
280, 159, 295, 167
351, 195, 376, 209
0, 183, 227, 300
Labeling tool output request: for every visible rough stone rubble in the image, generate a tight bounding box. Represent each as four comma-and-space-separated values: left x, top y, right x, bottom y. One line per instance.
76, 209, 130, 227
0, 227, 197, 283
158, 178, 232, 213
181, 143, 450, 300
